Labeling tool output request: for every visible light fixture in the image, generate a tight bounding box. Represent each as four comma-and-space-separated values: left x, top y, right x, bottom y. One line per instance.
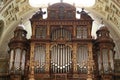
29, 0, 96, 7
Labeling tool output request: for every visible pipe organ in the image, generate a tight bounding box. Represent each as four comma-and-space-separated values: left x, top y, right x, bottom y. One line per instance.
8, 25, 29, 80
8, 2, 115, 80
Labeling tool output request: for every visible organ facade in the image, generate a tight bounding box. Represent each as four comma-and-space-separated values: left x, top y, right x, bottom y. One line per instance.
8, 2, 116, 80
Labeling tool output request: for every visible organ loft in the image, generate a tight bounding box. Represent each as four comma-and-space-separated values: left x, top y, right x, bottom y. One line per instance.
8, 2, 116, 80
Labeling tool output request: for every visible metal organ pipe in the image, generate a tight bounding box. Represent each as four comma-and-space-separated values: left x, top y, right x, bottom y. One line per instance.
65, 46, 66, 72
60, 45, 62, 73
57, 45, 59, 73
14, 48, 21, 71
102, 49, 109, 72
56, 46, 58, 73
51, 45, 72, 73
63, 48, 66, 73
98, 52, 101, 71
68, 46, 70, 71
50, 28, 72, 73
109, 50, 114, 70
9, 48, 26, 74
39, 47, 41, 68
9, 50, 14, 70
77, 46, 88, 73
66, 46, 68, 72
52, 28, 72, 41
34, 46, 45, 73
55, 46, 57, 73
21, 50, 26, 71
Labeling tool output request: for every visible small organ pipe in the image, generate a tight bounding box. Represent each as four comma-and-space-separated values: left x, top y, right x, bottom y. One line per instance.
34, 45, 45, 73
109, 50, 114, 70
21, 50, 25, 70
10, 50, 14, 70
15, 48, 21, 70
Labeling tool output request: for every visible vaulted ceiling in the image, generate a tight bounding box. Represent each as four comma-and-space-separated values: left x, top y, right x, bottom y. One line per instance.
0, 0, 120, 59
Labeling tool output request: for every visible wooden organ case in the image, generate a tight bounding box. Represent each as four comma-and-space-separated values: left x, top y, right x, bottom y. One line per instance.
8, 2, 115, 80
29, 2, 94, 80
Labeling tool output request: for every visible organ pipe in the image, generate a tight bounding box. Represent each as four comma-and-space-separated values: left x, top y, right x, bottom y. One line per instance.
50, 27, 72, 73
14, 48, 21, 70
77, 45, 88, 73
98, 51, 102, 71
21, 50, 26, 71
51, 44, 72, 73
34, 45, 45, 73
102, 49, 109, 72
51, 28, 71, 41
109, 50, 114, 70
36, 27, 46, 39
9, 50, 14, 70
